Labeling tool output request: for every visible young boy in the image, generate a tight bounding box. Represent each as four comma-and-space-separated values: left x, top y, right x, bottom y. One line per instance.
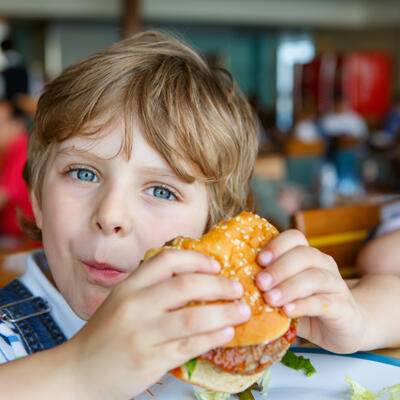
0, 31, 399, 398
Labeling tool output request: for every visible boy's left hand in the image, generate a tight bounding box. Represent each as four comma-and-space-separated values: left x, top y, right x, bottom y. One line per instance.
255, 230, 366, 353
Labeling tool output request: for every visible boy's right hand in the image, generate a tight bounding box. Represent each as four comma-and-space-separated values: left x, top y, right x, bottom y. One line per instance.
66, 249, 250, 399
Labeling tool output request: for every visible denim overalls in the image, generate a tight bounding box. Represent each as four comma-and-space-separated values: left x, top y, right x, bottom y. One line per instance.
0, 279, 66, 353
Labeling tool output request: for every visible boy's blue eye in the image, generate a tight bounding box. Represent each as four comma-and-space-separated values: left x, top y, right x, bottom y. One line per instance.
69, 168, 98, 183
149, 186, 176, 200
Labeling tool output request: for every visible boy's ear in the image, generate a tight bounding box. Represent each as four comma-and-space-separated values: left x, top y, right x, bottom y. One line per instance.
30, 189, 43, 230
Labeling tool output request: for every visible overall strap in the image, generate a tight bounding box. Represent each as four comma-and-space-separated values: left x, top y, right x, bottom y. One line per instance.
0, 279, 66, 354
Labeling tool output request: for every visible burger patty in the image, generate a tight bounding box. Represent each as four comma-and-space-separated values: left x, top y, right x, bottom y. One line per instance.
198, 324, 297, 375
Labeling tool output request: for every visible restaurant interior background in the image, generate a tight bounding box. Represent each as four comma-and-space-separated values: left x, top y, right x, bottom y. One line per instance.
0, 0, 400, 275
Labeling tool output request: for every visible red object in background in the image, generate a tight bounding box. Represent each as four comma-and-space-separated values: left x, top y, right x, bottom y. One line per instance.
0, 133, 34, 237
342, 52, 392, 120
295, 51, 393, 123
294, 58, 321, 115
295, 54, 339, 115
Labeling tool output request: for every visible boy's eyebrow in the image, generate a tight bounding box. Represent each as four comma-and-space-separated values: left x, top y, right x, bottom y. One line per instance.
56, 146, 110, 161
139, 166, 182, 180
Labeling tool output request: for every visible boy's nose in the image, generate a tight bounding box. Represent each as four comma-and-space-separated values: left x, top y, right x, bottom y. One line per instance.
95, 221, 123, 235
92, 189, 133, 236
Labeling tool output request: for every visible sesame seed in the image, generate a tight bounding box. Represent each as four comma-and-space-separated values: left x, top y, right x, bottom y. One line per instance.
222, 225, 228, 230
244, 235, 249, 240
225, 232, 231, 238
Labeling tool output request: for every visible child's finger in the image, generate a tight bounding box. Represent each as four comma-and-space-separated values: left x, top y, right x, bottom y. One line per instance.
145, 302, 250, 344
256, 245, 338, 291
257, 229, 309, 267
262, 267, 345, 307
281, 292, 343, 320
127, 249, 221, 290
156, 326, 236, 372
141, 273, 244, 312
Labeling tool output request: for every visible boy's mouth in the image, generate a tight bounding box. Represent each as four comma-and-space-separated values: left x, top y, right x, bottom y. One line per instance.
81, 260, 128, 286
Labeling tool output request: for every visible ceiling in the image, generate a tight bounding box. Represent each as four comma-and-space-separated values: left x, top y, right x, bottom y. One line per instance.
0, 0, 399, 28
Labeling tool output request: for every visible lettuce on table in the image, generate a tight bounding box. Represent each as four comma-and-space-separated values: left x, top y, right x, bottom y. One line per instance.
345, 376, 400, 400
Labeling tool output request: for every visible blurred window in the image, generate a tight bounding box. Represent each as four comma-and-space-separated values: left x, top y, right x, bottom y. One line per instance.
276, 35, 314, 131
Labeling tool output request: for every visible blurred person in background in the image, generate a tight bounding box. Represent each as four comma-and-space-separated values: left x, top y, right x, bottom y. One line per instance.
0, 15, 38, 130
357, 228, 400, 277
357, 199, 400, 277
320, 94, 368, 140
0, 99, 34, 244
383, 94, 400, 143
318, 94, 367, 200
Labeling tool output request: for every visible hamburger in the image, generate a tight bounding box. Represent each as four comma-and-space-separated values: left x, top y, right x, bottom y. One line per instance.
144, 211, 297, 395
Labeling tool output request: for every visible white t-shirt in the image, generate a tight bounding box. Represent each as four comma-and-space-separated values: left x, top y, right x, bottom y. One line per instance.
0, 249, 86, 363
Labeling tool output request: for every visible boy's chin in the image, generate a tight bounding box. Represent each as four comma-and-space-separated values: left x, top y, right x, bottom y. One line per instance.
75, 287, 111, 320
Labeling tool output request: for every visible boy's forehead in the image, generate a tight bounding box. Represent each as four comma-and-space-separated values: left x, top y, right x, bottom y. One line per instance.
57, 131, 122, 159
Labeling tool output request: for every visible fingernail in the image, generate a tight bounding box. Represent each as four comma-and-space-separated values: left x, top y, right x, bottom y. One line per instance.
211, 258, 221, 271
257, 273, 272, 290
220, 326, 235, 339
284, 302, 296, 313
233, 281, 243, 296
237, 302, 251, 317
258, 251, 272, 265
268, 288, 282, 304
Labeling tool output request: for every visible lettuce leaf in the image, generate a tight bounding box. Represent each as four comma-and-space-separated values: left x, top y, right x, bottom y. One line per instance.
185, 358, 197, 380
280, 350, 316, 376
255, 368, 272, 395
237, 387, 255, 400
193, 386, 230, 400
345, 376, 400, 400
388, 385, 400, 400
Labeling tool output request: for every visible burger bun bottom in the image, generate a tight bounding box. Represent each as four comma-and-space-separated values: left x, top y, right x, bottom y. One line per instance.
171, 359, 263, 394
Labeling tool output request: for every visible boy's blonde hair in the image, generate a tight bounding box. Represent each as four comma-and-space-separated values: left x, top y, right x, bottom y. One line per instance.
22, 31, 258, 241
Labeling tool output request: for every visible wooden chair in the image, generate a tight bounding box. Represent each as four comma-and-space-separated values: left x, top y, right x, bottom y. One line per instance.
292, 203, 381, 278
0, 251, 27, 287
0, 238, 41, 287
